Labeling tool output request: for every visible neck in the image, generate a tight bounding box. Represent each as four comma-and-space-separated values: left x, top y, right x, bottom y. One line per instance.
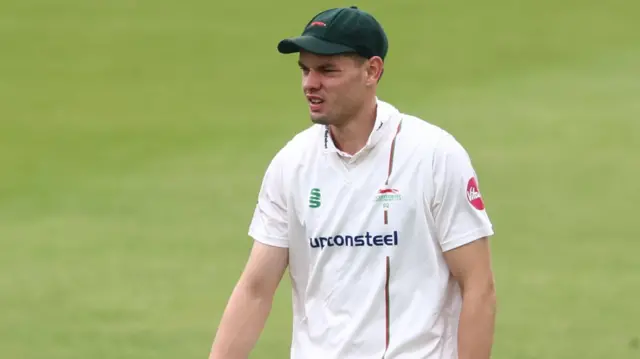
329, 97, 378, 155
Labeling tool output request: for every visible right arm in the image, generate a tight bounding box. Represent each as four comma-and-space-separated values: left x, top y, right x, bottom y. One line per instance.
208, 241, 288, 359
209, 148, 291, 359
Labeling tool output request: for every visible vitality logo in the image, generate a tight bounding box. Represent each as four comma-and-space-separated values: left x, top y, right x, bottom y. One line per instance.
466, 177, 485, 210
309, 188, 321, 208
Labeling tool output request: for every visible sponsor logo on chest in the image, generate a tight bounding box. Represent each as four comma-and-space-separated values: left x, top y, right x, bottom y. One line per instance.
309, 188, 321, 208
309, 231, 399, 249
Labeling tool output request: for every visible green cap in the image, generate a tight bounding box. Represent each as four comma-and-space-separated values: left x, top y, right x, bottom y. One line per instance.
277, 6, 388, 60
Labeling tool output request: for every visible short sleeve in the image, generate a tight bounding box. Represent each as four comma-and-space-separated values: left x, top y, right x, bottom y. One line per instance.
430, 134, 494, 252
247, 151, 289, 248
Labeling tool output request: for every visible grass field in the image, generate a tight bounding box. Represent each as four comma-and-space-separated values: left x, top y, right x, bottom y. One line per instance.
1, 0, 639, 358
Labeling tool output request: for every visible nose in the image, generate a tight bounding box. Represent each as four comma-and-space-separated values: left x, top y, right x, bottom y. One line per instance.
303, 70, 322, 93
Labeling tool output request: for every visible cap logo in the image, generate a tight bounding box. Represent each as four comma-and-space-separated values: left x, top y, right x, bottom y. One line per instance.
309, 21, 327, 27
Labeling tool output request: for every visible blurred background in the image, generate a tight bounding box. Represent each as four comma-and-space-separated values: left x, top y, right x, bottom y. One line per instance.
1, 0, 638, 358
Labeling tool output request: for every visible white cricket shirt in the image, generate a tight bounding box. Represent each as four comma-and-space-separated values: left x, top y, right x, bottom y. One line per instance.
248, 99, 494, 359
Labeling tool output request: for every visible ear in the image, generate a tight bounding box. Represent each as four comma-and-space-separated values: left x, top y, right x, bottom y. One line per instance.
365, 56, 384, 85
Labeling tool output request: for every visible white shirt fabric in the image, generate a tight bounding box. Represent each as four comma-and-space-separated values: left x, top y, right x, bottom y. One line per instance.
248, 99, 494, 359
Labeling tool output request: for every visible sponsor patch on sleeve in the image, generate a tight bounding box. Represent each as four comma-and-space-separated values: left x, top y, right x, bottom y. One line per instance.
466, 177, 485, 210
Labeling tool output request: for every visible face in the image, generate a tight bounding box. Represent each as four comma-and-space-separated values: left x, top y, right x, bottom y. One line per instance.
298, 51, 383, 126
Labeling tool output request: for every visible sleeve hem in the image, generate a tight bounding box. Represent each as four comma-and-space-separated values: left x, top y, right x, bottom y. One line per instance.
440, 227, 494, 252
248, 230, 289, 248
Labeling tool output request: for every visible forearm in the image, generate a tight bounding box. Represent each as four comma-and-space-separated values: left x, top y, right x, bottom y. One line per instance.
457, 289, 497, 359
209, 284, 274, 359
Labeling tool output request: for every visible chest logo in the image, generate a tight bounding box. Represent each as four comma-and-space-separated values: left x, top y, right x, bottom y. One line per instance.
309, 188, 321, 208
375, 188, 401, 203
375, 188, 401, 225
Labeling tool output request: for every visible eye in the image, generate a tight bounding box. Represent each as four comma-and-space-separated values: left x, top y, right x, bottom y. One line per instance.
320, 67, 338, 73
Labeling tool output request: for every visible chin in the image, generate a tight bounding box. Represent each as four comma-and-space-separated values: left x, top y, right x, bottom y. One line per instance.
310, 114, 331, 125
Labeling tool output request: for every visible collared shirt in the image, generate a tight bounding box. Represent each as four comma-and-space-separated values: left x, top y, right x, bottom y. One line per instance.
248, 98, 494, 359
323, 98, 399, 163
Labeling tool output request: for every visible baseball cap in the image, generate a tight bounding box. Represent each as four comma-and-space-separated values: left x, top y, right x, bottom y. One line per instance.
277, 6, 388, 60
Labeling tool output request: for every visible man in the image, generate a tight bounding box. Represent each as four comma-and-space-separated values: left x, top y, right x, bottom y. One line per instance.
209, 6, 496, 359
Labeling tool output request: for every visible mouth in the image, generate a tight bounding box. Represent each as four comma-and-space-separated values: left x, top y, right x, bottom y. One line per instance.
306, 95, 325, 112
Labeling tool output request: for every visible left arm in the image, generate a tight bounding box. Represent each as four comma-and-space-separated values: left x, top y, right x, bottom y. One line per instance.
427, 132, 498, 359
443, 237, 497, 359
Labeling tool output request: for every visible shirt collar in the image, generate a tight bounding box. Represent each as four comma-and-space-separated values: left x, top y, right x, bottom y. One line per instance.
323, 98, 400, 158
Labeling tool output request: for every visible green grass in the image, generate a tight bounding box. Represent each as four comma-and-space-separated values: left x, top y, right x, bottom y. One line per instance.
1, 0, 639, 358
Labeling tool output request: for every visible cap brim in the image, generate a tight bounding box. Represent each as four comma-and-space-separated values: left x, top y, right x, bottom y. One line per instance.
277, 35, 356, 56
